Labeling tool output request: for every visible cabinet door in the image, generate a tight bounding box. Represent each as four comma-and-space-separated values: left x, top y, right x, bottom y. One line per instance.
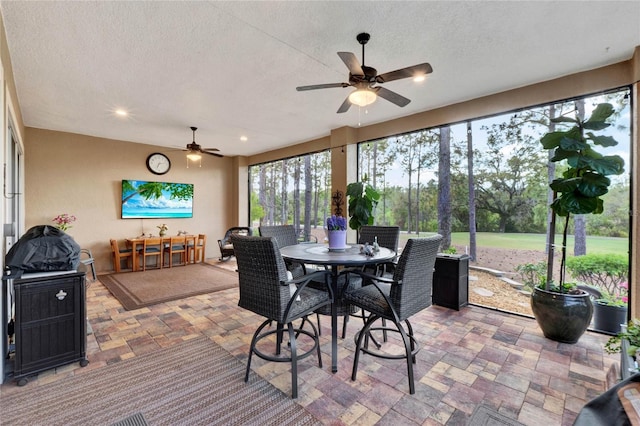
14, 273, 85, 375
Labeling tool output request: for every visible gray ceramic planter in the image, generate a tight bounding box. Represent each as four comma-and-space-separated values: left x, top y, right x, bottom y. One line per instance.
531, 287, 594, 344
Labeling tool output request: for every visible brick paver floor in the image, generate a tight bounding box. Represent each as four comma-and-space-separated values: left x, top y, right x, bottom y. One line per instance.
1, 260, 620, 426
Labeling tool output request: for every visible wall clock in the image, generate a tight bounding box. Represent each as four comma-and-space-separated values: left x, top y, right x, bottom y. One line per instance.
146, 152, 171, 175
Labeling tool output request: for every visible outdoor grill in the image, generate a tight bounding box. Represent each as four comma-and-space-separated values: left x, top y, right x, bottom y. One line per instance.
4, 225, 80, 279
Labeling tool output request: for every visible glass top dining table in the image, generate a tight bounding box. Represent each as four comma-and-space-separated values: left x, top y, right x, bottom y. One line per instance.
279, 243, 395, 373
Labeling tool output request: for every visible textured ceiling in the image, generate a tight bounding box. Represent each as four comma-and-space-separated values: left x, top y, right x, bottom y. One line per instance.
1, 1, 639, 157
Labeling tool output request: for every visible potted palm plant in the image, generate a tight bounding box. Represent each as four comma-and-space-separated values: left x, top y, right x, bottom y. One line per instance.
532, 103, 625, 343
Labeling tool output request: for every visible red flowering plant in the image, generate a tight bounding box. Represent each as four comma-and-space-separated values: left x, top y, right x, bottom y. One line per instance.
52, 213, 76, 231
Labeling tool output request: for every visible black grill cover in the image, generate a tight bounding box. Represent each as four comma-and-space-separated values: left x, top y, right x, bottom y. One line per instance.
4, 225, 80, 278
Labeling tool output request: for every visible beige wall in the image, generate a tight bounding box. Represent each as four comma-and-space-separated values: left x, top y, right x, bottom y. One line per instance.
24, 128, 236, 273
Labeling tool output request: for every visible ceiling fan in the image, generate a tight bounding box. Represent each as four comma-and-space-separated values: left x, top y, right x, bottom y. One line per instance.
184, 127, 223, 158
296, 32, 433, 113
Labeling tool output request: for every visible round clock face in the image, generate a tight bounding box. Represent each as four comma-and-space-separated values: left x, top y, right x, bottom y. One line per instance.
146, 153, 171, 175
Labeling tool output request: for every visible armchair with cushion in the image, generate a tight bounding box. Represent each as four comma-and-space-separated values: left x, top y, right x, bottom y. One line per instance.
343, 234, 442, 394
217, 227, 251, 261
231, 234, 332, 399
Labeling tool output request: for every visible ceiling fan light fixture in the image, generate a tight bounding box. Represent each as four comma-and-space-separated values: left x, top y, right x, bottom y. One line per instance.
413, 75, 426, 82
186, 151, 202, 161
349, 88, 377, 107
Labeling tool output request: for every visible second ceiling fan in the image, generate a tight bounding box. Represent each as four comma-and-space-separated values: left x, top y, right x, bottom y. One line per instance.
296, 33, 433, 113
184, 127, 223, 158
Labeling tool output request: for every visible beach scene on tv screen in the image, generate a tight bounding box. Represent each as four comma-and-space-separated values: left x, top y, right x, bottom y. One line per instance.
122, 179, 193, 219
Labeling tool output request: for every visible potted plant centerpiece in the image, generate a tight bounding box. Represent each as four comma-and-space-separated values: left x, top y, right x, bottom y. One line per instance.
532, 103, 625, 343
326, 215, 348, 251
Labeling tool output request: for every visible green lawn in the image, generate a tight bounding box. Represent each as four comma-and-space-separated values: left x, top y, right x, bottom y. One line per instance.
399, 231, 628, 255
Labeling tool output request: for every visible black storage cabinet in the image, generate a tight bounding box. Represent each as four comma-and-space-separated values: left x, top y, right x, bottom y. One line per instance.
432, 254, 469, 310
13, 271, 88, 385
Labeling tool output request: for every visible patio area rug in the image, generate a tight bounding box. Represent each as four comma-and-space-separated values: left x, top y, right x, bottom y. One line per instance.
2, 337, 320, 426
98, 263, 238, 310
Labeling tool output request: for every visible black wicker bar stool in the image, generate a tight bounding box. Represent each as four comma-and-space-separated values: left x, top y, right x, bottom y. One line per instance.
343, 235, 442, 394
231, 234, 332, 399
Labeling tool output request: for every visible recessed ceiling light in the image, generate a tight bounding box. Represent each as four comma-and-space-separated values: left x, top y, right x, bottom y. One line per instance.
115, 109, 128, 117
240, 136, 248, 142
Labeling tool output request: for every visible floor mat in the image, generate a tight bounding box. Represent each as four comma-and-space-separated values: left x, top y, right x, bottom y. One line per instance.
2, 337, 319, 426
98, 263, 238, 310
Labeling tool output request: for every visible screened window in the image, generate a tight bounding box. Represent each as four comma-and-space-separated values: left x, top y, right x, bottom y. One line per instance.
248, 150, 331, 242
357, 88, 631, 318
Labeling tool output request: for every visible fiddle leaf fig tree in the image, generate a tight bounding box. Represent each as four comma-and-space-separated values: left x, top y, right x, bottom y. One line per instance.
540, 102, 625, 291
346, 174, 380, 231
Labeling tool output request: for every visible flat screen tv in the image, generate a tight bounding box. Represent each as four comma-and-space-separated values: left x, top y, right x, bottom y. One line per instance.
121, 179, 193, 219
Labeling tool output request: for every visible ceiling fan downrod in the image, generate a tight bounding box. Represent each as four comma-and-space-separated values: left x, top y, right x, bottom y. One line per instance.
357, 32, 370, 66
